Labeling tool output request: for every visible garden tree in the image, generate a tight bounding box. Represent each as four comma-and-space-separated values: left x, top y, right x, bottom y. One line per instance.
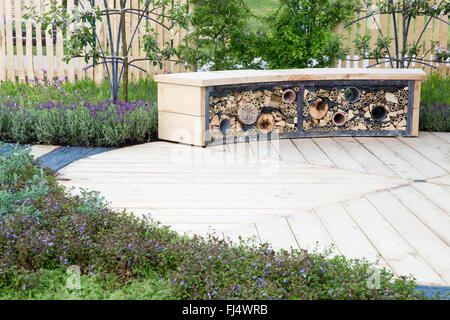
260, 0, 359, 69
25, 0, 189, 102
348, 0, 450, 69
178, 0, 264, 71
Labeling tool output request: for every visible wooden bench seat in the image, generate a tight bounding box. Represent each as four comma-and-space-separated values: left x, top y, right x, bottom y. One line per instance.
155, 68, 426, 147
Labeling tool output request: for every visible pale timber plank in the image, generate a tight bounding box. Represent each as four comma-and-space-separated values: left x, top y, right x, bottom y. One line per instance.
411, 182, 450, 214
333, 137, 397, 177
390, 185, 450, 245
342, 197, 444, 285
377, 137, 446, 178
366, 191, 450, 285
272, 139, 308, 164
291, 138, 335, 167
314, 204, 388, 266
222, 224, 261, 244
154, 68, 426, 87
29, 145, 60, 158
248, 139, 280, 160
430, 132, 450, 144
313, 138, 366, 173
428, 174, 450, 187
398, 133, 450, 172
163, 223, 220, 239
356, 137, 422, 179
286, 211, 337, 255
123, 208, 311, 218
255, 217, 299, 250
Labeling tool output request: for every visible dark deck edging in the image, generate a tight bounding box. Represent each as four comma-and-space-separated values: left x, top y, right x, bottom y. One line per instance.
37, 146, 115, 171
0, 143, 115, 171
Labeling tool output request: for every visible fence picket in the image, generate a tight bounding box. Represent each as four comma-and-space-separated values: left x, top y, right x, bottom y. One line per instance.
25, 0, 34, 80
0, 1, 6, 82
35, 0, 44, 79
0, 0, 447, 83
14, 0, 26, 82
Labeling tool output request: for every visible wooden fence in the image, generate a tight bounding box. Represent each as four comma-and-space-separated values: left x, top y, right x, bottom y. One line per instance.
0, 0, 448, 84
0, 0, 190, 83
335, 1, 449, 76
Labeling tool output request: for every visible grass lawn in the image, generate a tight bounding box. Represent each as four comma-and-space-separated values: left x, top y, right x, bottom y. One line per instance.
246, 0, 279, 17
245, 0, 279, 30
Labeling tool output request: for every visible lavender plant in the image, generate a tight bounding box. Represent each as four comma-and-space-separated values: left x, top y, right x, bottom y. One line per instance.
0, 77, 157, 147
419, 72, 450, 131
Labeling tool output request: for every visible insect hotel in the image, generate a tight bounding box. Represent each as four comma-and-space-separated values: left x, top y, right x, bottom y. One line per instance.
155, 69, 426, 147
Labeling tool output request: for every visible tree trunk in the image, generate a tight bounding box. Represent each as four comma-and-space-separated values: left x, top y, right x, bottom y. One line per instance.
120, 0, 129, 102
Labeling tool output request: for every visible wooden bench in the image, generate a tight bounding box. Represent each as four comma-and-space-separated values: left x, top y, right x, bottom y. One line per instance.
155, 68, 426, 147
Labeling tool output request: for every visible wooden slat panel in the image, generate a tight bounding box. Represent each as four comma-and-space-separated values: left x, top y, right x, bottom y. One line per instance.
0, 1, 6, 81
14, 0, 26, 82
44, 0, 54, 80
130, 0, 139, 81
66, 0, 75, 82
25, 0, 34, 80
4, 1, 15, 81
34, 0, 44, 80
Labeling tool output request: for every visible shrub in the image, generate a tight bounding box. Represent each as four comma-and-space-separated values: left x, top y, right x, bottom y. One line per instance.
259, 0, 358, 69
180, 0, 264, 70
0, 77, 158, 147
0, 146, 432, 300
419, 73, 450, 132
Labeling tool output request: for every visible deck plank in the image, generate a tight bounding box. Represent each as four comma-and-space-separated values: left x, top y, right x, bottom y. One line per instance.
366, 191, 450, 285
286, 210, 337, 255
272, 139, 308, 164
377, 137, 446, 178
411, 182, 450, 214
29, 145, 60, 158
255, 217, 299, 251
390, 186, 450, 245
313, 138, 366, 173
333, 137, 397, 177
342, 196, 444, 285
313, 204, 391, 270
290, 138, 335, 167
398, 133, 450, 172
356, 137, 422, 179
430, 132, 450, 144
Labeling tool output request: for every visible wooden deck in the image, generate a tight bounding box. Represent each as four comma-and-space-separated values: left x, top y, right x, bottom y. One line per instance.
57, 132, 450, 286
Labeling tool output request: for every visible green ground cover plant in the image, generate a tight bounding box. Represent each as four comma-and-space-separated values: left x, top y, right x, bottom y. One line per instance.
0, 76, 158, 147
419, 73, 450, 132
0, 144, 433, 300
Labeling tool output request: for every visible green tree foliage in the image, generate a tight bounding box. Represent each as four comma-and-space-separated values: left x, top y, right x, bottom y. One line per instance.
260, 0, 359, 69
180, 0, 359, 70
179, 0, 263, 70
